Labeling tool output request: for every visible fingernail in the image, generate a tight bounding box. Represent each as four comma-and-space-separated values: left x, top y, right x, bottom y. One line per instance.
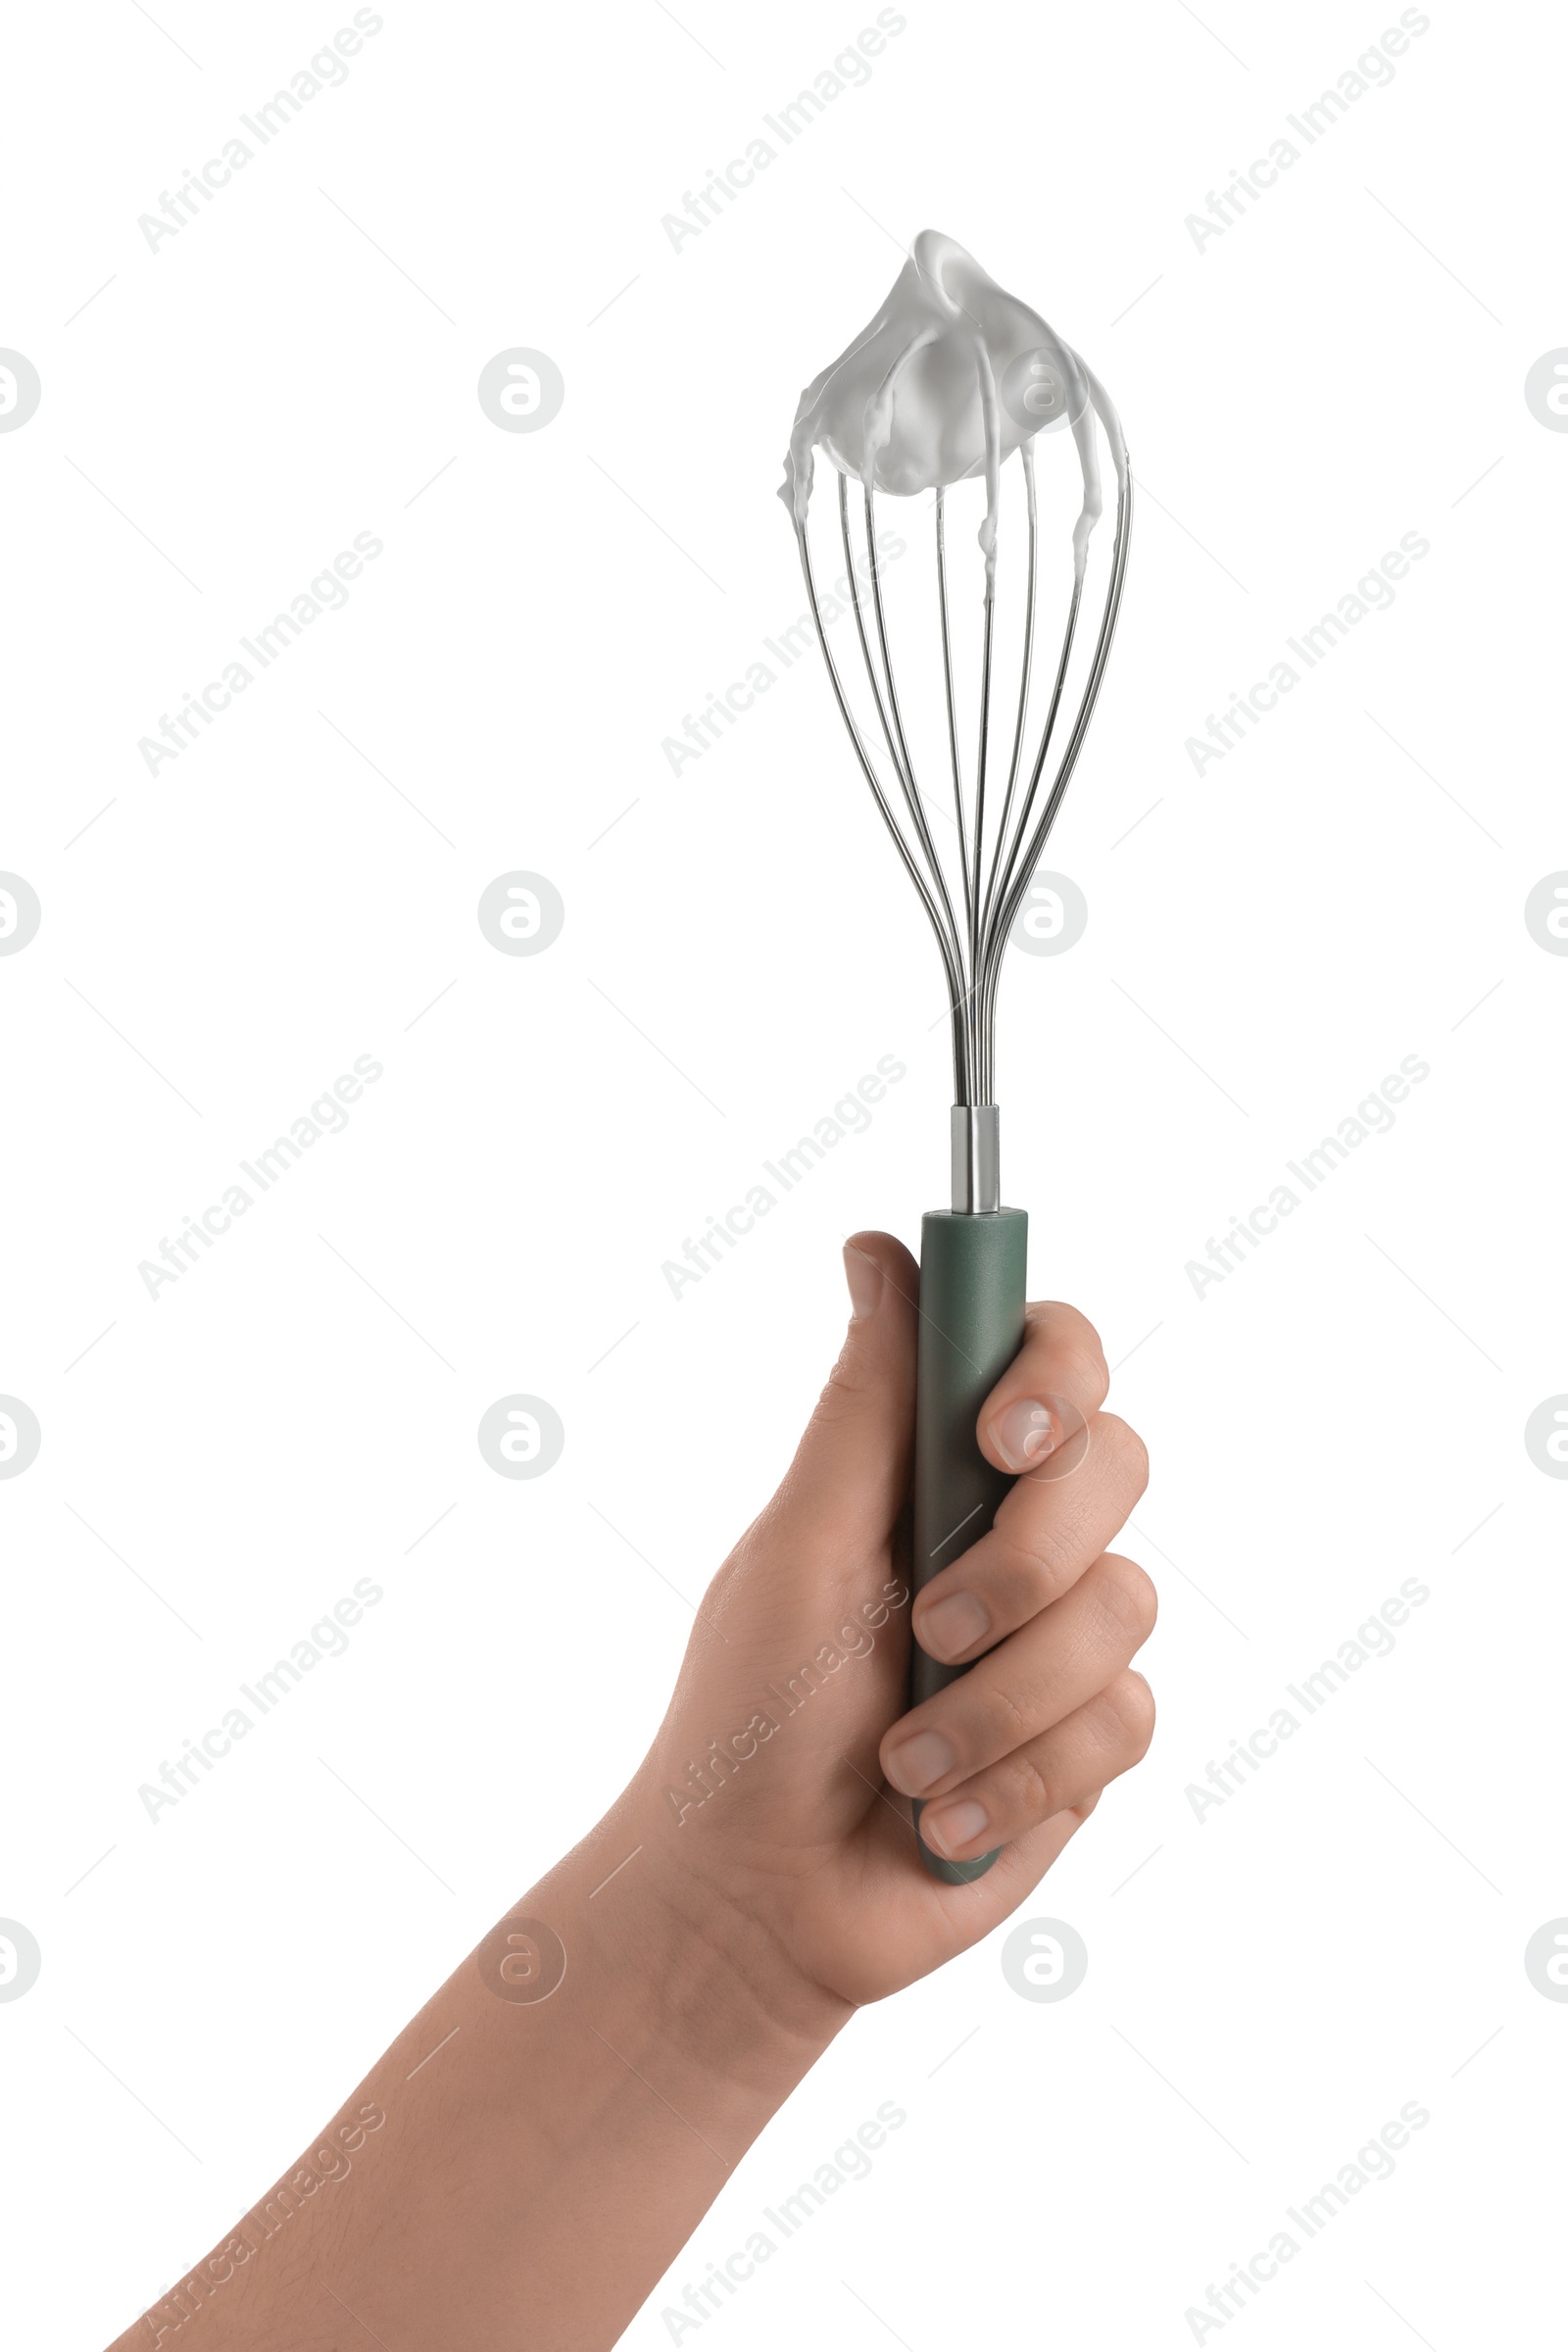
922, 1798, 990, 1858
919, 1590, 991, 1663
844, 1244, 883, 1323
884, 1728, 956, 1796
992, 1397, 1059, 1473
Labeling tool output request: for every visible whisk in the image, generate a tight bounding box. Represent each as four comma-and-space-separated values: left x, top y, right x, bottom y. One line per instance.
781, 229, 1132, 1883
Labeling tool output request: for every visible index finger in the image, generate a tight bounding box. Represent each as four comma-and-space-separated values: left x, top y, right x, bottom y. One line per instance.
975, 1300, 1110, 1475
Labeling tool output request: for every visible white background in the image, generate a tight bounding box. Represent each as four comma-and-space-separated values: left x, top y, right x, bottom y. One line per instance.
3, 0, 1566, 2344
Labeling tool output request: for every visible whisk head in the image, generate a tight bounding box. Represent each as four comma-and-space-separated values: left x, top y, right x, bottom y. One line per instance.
782, 231, 1132, 1204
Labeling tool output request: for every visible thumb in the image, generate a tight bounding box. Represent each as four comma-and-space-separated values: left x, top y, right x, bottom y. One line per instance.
755, 1230, 920, 1574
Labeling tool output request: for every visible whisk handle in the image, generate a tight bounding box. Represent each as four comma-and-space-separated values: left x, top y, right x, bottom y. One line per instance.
908, 1206, 1029, 1884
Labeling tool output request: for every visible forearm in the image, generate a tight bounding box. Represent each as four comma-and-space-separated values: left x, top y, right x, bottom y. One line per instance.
111, 1784, 850, 2352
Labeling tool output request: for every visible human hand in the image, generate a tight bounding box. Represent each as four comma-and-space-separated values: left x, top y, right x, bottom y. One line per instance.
105, 1233, 1156, 2352
614, 1229, 1156, 2022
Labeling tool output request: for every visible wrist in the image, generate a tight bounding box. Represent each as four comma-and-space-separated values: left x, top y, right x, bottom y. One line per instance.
546, 1784, 852, 2116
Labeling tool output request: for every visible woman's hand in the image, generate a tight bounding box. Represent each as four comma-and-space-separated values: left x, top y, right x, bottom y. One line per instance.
110, 1233, 1155, 2352
620, 1228, 1156, 2015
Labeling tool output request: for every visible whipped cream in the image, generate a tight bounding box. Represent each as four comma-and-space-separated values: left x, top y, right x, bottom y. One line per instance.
781, 229, 1125, 584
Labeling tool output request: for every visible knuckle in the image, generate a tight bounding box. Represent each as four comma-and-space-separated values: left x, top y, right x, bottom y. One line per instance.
813, 1352, 872, 1420
1095, 1413, 1151, 1500
1116, 1551, 1159, 1635
1022, 1304, 1110, 1408
1001, 1738, 1060, 1823
978, 1676, 1035, 1755
1093, 1551, 1158, 1647
1100, 1669, 1156, 1758
993, 1516, 1079, 1604
1033, 1300, 1107, 1371
1064, 1338, 1111, 1412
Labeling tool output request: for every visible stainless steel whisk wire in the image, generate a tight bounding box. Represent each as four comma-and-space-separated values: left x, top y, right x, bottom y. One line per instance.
790, 416, 1132, 1201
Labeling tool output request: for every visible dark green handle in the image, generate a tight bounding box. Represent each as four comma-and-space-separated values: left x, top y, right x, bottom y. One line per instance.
909, 1207, 1028, 1884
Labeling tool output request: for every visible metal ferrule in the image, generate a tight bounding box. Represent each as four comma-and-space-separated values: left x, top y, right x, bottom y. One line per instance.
951, 1103, 1001, 1213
